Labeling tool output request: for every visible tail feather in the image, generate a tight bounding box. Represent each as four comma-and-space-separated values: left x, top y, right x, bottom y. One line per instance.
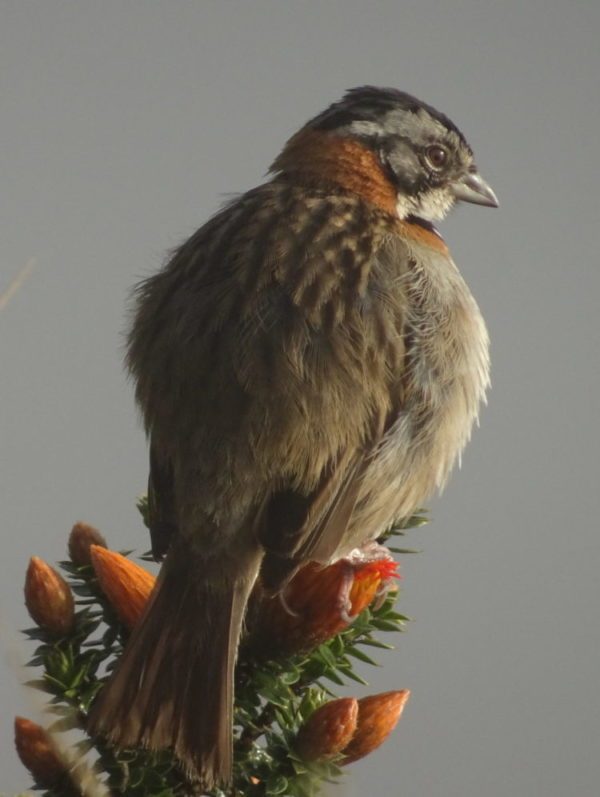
88, 546, 259, 787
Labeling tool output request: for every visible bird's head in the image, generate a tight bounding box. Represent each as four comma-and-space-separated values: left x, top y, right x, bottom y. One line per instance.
272, 86, 498, 222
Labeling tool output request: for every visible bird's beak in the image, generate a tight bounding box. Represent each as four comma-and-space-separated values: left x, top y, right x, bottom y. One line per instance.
451, 171, 499, 208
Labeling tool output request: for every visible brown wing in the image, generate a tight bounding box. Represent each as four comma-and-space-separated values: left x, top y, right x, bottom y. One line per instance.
259, 451, 362, 591
130, 181, 406, 587
259, 408, 391, 593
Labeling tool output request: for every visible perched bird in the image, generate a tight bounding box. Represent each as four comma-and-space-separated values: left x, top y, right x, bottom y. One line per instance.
88, 87, 497, 786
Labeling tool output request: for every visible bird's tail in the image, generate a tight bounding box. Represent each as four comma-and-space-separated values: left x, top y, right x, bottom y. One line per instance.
87, 542, 261, 788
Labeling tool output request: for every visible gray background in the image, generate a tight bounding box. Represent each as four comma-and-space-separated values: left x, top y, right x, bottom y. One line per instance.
1, 2, 599, 795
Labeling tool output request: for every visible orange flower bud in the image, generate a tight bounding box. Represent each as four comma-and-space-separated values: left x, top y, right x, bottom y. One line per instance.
14, 716, 66, 786
252, 544, 399, 655
24, 557, 75, 636
349, 558, 399, 616
295, 697, 359, 761
68, 521, 107, 566
90, 545, 155, 628
342, 689, 410, 764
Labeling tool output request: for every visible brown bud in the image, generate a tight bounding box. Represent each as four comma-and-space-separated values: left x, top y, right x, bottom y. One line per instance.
68, 521, 107, 566
24, 557, 75, 636
296, 697, 359, 761
90, 545, 155, 628
251, 547, 399, 655
342, 689, 410, 764
14, 716, 66, 786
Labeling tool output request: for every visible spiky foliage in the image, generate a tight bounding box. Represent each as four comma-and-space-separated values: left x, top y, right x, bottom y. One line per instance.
15, 508, 426, 796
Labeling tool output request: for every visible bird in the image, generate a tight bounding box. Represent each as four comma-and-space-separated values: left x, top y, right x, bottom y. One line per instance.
88, 86, 497, 787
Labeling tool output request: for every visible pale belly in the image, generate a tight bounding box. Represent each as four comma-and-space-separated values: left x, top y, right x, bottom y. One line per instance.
339, 242, 490, 556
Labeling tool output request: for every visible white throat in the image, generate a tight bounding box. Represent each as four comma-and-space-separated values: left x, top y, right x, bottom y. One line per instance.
396, 188, 455, 222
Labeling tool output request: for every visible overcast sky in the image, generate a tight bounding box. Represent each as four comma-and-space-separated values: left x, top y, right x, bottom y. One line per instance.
2, 2, 599, 795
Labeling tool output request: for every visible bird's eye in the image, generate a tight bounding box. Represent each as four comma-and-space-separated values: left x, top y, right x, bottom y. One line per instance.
425, 145, 449, 170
